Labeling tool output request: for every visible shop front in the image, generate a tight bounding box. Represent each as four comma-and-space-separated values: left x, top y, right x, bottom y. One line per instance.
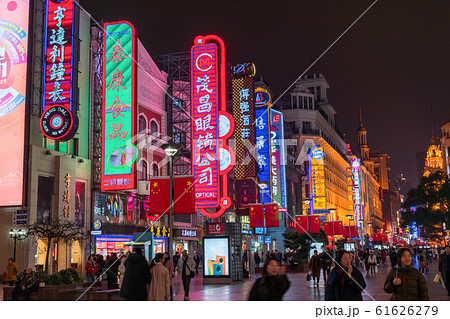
173, 227, 201, 255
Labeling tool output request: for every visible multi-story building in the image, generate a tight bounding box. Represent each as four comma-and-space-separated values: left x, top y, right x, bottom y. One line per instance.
441, 120, 450, 177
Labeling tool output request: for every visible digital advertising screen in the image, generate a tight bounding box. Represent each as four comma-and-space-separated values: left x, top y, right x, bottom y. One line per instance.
203, 236, 230, 277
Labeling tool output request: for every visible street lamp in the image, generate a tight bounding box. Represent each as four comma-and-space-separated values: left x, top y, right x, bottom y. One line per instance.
259, 182, 269, 261
329, 208, 337, 253
162, 143, 180, 257
302, 198, 311, 215
9, 229, 28, 261
346, 214, 353, 226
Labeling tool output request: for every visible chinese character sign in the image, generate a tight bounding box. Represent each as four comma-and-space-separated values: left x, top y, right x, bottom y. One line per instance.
255, 106, 271, 203
231, 63, 256, 178
191, 43, 220, 208
0, 0, 29, 206
308, 146, 327, 213
351, 158, 362, 225
101, 21, 137, 191
270, 109, 286, 212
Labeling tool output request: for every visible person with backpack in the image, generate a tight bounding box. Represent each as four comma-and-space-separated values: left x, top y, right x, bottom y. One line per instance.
176, 250, 196, 301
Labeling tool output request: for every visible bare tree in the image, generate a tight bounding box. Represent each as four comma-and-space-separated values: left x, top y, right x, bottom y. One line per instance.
27, 218, 87, 273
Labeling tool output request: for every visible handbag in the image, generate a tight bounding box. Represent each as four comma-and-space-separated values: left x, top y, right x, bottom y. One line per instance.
433, 274, 440, 283
306, 273, 312, 281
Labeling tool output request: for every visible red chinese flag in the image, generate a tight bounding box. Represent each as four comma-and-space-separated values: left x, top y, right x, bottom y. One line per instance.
334, 221, 343, 236
173, 176, 195, 214
295, 216, 307, 233
264, 203, 279, 228
249, 204, 264, 228
372, 233, 379, 241
308, 216, 320, 233
350, 226, 359, 238
393, 237, 398, 244
149, 177, 171, 214
342, 226, 350, 238
323, 221, 333, 236
382, 234, 388, 242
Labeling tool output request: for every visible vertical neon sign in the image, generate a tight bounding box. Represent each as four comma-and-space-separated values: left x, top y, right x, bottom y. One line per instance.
40, 0, 79, 141
351, 158, 362, 229
191, 35, 233, 218
270, 109, 287, 217
308, 146, 327, 214
101, 21, 137, 191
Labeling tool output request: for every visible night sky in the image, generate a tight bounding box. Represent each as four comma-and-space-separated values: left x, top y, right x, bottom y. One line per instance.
80, 0, 450, 188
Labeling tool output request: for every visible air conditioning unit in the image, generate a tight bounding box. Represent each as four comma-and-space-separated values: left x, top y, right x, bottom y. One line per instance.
137, 181, 150, 195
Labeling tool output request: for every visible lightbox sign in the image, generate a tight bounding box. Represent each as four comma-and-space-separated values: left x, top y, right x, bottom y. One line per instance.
191, 35, 233, 218
231, 62, 256, 178
351, 158, 362, 226
308, 146, 327, 214
0, 0, 29, 206
270, 109, 287, 211
255, 106, 271, 203
41, 0, 79, 141
101, 21, 137, 191
255, 87, 271, 108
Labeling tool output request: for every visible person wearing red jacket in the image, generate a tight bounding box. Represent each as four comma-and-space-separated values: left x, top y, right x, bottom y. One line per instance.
380, 250, 387, 265
85, 255, 98, 282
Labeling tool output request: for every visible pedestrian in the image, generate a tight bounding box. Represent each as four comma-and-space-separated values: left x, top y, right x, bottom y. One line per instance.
288, 254, 295, 273
148, 253, 170, 301
375, 248, 381, 264
279, 251, 283, 264
367, 251, 377, 275
176, 250, 196, 301
362, 248, 370, 273
85, 255, 98, 282
309, 250, 321, 285
163, 252, 174, 301
319, 246, 332, 284
325, 250, 366, 301
119, 247, 151, 301
254, 252, 261, 268
11, 267, 38, 301
248, 257, 290, 300
6, 258, 18, 286
105, 252, 119, 285
96, 254, 106, 278
418, 251, 427, 274
173, 251, 180, 268
438, 245, 450, 296
380, 250, 387, 265
383, 247, 429, 300
194, 252, 201, 275
118, 251, 130, 288
389, 248, 398, 268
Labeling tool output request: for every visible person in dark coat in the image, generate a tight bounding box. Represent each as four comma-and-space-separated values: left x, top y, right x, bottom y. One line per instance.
119, 247, 151, 301
193, 252, 201, 275
309, 250, 321, 285
384, 247, 429, 301
254, 252, 261, 267
325, 250, 366, 301
319, 246, 332, 284
248, 257, 290, 301
439, 245, 450, 296
389, 248, 398, 268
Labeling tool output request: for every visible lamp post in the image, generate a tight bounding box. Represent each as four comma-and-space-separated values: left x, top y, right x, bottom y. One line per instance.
162, 143, 180, 258
9, 229, 28, 262
259, 182, 269, 262
329, 208, 337, 254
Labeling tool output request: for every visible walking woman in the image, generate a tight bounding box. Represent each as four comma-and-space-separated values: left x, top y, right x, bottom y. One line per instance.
367, 251, 377, 275
163, 252, 174, 300
325, 250, 366, 301
85, 255, 98, 282
148, 253, 170, 301
248, 257, 291, 300
6, 258, 18, 286
309, 250, 321, 285
383, 248, 429, 301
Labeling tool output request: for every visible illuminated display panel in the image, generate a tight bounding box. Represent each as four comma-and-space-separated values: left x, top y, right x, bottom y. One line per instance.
203, 237, 230, 277
231, 63, 256, 178
191, 43, 220, 208
308, 146, 327, 214
270, 109, 286, 211
255, 106, 271, 203
351, 158, 362, 226
0, 0, 29, 206
101, 21, 136, 191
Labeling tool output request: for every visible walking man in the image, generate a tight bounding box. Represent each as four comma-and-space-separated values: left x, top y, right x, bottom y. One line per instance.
177, 250, 196, 301
439, 245, 450, 296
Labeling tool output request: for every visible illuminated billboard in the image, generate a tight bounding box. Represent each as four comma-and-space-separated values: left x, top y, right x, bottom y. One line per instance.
351, 158, 362, 227
270, 109, 286, 211
203, 236, 230, 277
0, 0, 29, 206
308, 146, 327, 214
231, 63, 256, 179
101, 21, 137, 191
255, 105, 271, 203
191, 35, 233, 218
41, 0, 79, 141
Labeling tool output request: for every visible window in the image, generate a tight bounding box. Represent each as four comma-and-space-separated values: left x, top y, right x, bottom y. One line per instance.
139, 160, 148, 181
139, 115, 147, 133
150, 120, 159, 145
152, 163, 159, 176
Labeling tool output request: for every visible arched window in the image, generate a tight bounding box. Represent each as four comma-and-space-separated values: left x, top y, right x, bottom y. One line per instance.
152, 163, 159, 177
139, 115, 147, 134
150, 120, 159, 145
139, 160, 148, 181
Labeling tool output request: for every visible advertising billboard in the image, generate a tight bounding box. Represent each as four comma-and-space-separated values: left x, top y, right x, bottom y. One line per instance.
40, 0, 79, 141
0, 0, 29, 206
270, 109, 287, 212
255, 104, 271, 203
308, 146, 327, 214
351, 158, 362, 227
234, 178, 257, 212
231, 62, 256, 178
101, 21, 137, 191
203, 236, 230, 277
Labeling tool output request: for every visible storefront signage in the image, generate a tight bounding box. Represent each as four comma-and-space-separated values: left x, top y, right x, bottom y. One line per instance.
207, 222, 224, 235
41, 0, 79, 141
101, 21, 137, 191
0, 0, 29, 206
255, 87, 271, 108
181, 229, 197, 237
63, 173, 71, 218
150, 225, 170, 238
308, 146, 327, 214
255, 105, 271, 203
270, 109, 287, 212
93, 219, 102, 230
351, 158, 362, 228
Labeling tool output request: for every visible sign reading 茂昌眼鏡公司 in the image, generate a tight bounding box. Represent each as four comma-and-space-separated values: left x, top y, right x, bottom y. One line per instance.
101, 21, 137, 191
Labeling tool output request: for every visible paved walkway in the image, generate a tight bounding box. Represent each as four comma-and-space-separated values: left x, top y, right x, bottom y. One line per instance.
172, 259, 449, 301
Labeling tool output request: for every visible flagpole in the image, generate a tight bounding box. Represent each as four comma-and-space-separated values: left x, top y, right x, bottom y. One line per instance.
259, 182, 269, 263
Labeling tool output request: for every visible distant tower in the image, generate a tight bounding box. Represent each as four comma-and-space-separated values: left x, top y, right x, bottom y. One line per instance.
424, 104, 444, 176
357, 108, 370, 160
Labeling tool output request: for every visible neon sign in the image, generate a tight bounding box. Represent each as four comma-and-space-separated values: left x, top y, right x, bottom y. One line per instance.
255, 87, 271, 108
101, 21, 136, 191
191, 35, 233, 218
270, 109, 287, 211
41, 0, 79, 141
255, 105, 271, 203
308, 146, 327, 214
351, 158, 362, 227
